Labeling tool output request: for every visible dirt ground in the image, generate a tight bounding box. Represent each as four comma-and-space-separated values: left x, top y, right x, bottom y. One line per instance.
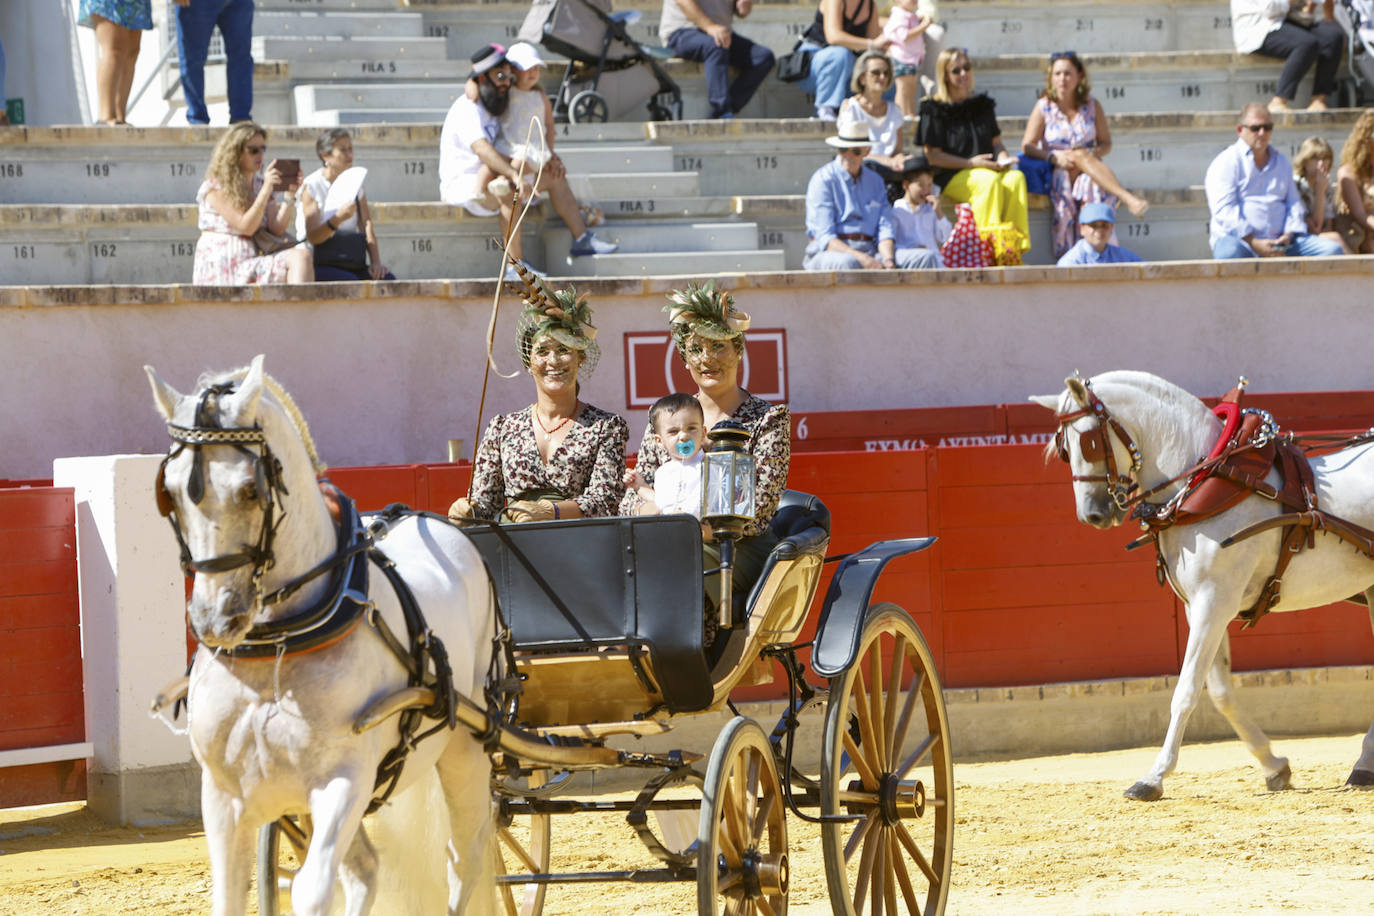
3, 732, 1373, 915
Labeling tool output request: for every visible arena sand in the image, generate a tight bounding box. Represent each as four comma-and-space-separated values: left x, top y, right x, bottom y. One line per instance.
3, 732, 1372, 915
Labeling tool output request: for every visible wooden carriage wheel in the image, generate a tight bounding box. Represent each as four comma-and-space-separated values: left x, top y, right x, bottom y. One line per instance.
696, 716, 790, 916
492, 770, 554, 916
256, 814, 308, 916
820, 603, 954, 916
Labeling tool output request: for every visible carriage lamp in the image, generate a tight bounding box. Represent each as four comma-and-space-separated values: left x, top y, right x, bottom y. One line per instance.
700, 420, 757, 627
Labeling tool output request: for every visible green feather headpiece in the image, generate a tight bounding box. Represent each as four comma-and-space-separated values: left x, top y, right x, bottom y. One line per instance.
663, 280, 751, 355
513, 266, 601, 375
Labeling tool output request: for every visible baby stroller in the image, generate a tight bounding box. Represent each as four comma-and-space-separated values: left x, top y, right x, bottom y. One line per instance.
518, 0, 682, 123
1336, 0, 1374, 105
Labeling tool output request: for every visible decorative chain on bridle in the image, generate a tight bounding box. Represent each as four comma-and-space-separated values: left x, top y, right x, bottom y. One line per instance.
1053, 379, 1144, 510
156, 382, 290, 623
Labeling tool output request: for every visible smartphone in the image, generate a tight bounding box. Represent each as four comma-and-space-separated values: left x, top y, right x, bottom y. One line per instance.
273, 158, 301, 186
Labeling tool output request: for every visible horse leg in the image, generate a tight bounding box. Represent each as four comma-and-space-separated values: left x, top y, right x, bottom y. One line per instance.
1347, 588, 1374, 787
1126, 595, 1233, 801
336, 825, 380, 916
1203, 632, 1290, 791
201, 778, 254, 916
292, 775, 373, 916
437, 739, 497, 915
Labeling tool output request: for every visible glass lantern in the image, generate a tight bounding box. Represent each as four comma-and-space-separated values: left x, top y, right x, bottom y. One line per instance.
700, 420, 756, 625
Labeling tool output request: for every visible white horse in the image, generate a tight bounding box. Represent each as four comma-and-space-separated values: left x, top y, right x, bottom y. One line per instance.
146, 355, 498, 915
1032, 370, 1374, 801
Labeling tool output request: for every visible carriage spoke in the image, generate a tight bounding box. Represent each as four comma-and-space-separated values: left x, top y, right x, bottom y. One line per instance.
851, 664, 883, 776
843, 729, 880, 790
497, 825, 545, 874
890, 667, 925, 766
895, 821, 939, 886
890, 831, 921, 914
745, 753, 761, 827
757, 896, 778, 916
883, 833, 903, 916
278, 817, 309, 854
867, 639, 889, 772
499, 883, 519, 916
869, 823, 887, 916
843, 810, 876, 864
895, 732, 938, 781
852, 815, 881, 913
749, 791, 776, 847
883, 635, 907, 767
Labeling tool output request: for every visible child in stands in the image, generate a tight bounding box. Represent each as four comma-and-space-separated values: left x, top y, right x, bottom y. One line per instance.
891, 156, 951, 265
1056, 201, 1141, 265
624, 392, 707, 518
882, 0, 931, 118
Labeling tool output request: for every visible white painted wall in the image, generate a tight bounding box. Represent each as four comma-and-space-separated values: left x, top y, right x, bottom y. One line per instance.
4, 262, 1374, 478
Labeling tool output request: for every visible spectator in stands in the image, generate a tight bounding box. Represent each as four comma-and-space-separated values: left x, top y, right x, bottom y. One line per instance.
797, 0, 889, 121
1056, 201, 1142, 265
660, 0, 774, 119
492, 42, 556, 205
880, 0, 930, 118
174, 0, 254, 125
1019, 51, 1150, 260
892, 155, 951, 265
78, 0, 152, 125
837, 51, 913, 187
1336, 109, 1374, 253
299, 129, 394, 282
448, 281, 628, 524
1293, 135, 1353, 252
440, 44, 616, 281
1204, 102, 1346, 258
917, 48, 1030, 254
803, 122, 940, 270
1232, 0, 1344, 112
193, 121, 312, 284
621, 281, 789, 624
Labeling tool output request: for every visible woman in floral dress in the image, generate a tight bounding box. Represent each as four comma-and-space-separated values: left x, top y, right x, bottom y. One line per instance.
1019, 51, 1149, 259
449, 279, 628, 523
193, 122, 312, 285
621, 281, 791, 613
78, 0, 152, 125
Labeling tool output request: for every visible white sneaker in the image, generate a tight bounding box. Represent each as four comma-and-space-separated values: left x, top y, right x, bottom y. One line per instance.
569, 231, 618, 257
488, 176, 513, 199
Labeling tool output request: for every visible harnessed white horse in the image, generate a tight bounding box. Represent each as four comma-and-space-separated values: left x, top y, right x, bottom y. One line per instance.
146, 355, 499, 915
1032, 370, 1374, 801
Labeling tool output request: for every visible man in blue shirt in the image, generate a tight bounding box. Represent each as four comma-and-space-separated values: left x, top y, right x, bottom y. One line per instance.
803, 123, 940, 271
1204, 102, 1345, 259
1056, 202, 1142, 266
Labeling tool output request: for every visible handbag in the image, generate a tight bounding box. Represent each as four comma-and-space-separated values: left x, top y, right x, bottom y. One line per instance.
981, 222, 1027, 266
252, 226, 295, 256
313, 229, 369, 273
776, 39, 813, 83
939, 203, 992, 268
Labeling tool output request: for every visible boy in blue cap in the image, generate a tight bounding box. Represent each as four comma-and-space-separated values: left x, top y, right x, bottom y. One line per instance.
1056, 202, 1143, 266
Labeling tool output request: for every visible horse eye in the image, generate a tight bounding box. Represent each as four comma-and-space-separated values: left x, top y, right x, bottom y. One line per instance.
238, 481, 259, 505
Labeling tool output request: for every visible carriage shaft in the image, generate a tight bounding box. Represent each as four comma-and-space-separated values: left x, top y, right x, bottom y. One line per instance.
495, 867, 692, 885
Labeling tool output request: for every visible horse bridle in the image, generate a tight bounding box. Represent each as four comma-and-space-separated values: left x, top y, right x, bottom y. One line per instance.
155, 382, 288, 602
1053, 379, 1143, 510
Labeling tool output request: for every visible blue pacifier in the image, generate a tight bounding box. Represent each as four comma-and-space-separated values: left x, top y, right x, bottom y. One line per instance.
675, 440, 697, 458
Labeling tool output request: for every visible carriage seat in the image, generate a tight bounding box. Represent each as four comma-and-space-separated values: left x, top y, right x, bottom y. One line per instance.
739, 490, 831, 624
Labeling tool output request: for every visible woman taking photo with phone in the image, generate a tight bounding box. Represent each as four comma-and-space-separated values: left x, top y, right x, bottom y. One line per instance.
192, 121, 312, 285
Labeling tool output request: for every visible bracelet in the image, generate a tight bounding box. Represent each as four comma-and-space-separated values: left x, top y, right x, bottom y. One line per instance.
327, 217, 338, 230
553, 502, 560, 519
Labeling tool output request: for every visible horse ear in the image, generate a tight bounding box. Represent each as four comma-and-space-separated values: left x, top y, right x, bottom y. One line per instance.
1065, 375, 1090, 407
145, 365, 184, 421
225, 354, 267, 426
1028, 394, 1059, 412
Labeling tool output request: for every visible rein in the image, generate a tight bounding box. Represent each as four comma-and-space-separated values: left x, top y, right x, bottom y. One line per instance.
1053, 379, 1143, 510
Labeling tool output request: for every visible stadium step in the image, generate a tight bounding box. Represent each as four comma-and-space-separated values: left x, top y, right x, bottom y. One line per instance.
550, 248, 786, 277
257, 0, 404, 10
542, 219, 763, 260
254, 10, 429, 39
252, 35, 450, 63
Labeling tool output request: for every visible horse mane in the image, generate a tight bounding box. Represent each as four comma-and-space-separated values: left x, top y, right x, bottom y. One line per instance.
196, 366, 328, 474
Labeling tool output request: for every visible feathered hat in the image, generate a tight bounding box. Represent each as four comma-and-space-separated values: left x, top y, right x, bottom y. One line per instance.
511, 260, 601, 375
663, 280, 751, 356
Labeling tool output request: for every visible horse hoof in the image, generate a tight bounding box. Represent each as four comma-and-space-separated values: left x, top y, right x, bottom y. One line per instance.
1123, 781, 1163, 801
1265, 763, 1292, 792
1345, 769, 1374, 788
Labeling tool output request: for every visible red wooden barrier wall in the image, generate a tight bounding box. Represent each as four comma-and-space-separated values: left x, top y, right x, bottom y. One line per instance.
0, 487, 86, 808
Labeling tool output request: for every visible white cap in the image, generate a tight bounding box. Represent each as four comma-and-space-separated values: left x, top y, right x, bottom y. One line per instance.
506, 42, 545, 71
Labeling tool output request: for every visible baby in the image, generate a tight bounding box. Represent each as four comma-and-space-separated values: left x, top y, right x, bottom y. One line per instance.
625, 392, 707, 518
882, 0, 931, 118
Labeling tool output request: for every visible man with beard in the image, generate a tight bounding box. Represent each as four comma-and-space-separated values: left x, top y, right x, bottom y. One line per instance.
440, 43, 617, 278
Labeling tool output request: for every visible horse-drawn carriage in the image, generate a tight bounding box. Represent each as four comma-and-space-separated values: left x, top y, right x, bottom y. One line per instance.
147, 357, 953, 916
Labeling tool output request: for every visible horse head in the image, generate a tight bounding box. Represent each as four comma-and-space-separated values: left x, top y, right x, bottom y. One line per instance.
146, 355, 333, 649
1031, 371, 1218, 531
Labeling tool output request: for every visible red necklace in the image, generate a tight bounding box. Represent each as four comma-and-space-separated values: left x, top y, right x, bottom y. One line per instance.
534, 405, 576, 437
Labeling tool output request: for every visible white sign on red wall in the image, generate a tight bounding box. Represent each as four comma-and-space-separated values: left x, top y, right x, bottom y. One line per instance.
622, 329, 788, 410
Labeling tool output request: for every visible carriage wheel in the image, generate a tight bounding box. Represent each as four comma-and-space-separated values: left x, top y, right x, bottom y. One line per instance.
569, 90, 609, 124
256, 815, 309, 916
697, 716, 790, 916
820, 603, 954, 916
492, 770, 553, 916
